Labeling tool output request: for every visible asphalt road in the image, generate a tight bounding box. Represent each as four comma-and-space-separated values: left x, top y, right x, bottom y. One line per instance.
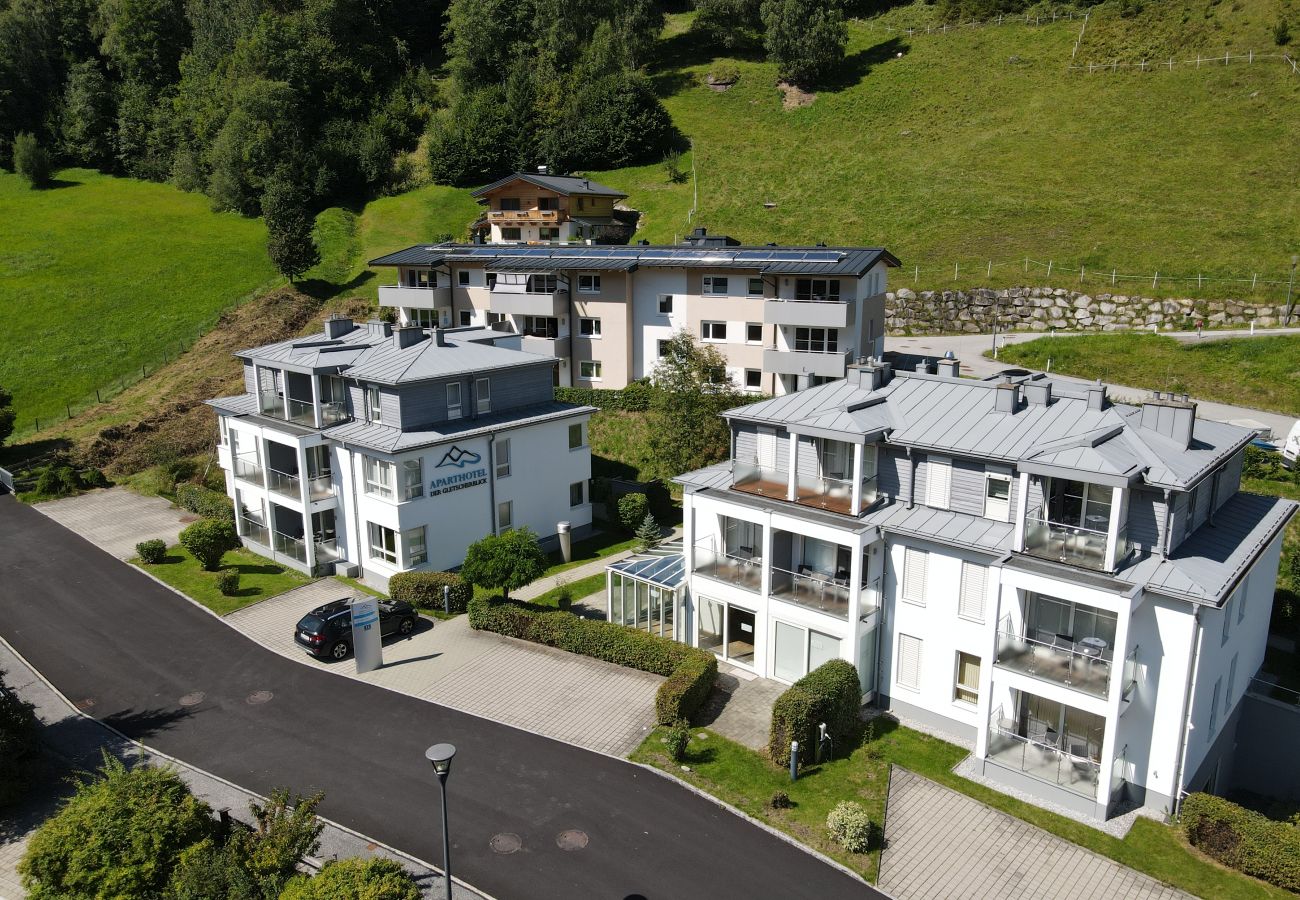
0, 497, 880, 900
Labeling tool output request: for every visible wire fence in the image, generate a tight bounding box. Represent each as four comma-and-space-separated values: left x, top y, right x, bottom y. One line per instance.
1069, 51, 1299, 74
858, 7, 1089, 37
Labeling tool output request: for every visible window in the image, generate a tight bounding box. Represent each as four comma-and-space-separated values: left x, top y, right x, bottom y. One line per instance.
658, 295, 673, 314
958, 562, 986, 622
569, 481, 585, 507
476, 377, 491, 414
498, 197, 521, 211
497, 500, 513, 532
458, 270, 470, 286
577, 196, 585, 210
363, 456, 395, 500
539, 227, 560, 241
897, 634, 922, 691
487, 272, 498, 290
1207, 677, 1221, 739
746, 322, 763, 344
926, 455, 952, 509
500, 227, 522, 241
701, 321, 727, 342
578, 273, 601, 293
1226, 654, 1238, 705
524, 316, 559, 338
747, 277, 764, 296
401, 458, 423, 501
568, 422, 584, 449
702, 275, 728, 295
795, 278, 841, 301
773, 622, 840, 683
404, 526, 427, 566
218, 416, 228, 445
954, 652, 980, 705
486, 311, 506, 327
744, 369, 762, 390
538, 196, 559, 210
984, 472, 1012, 521
458, 310, 472, 326
657, 339, 672, 358
793, 327, 838, 354
902, 547, 927, 605
579, 317, 601, 337
409, 308, 437, 328
1238, 575, 1248, 623
496, 439, 511, 478
366, 386, 382, 423
367, 522, 397, 564
1222, 594, 1232, 644
579, 360, 602, 380
446, 382, 462, 420
526, 274, 557, 294
808, 630, 839, 671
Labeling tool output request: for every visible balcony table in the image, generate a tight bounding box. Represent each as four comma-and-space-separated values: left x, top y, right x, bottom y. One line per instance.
1077, 636, 1108, 658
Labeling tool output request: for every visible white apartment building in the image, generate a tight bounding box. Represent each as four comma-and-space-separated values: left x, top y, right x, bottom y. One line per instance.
666, 359, 1295, 821
206, 316, 594, 590
370, 233, 898, 396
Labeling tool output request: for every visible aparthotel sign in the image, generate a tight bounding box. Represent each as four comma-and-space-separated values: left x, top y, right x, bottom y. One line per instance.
429, 444, 487, 498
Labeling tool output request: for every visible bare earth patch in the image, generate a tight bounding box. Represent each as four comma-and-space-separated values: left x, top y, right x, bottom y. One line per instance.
777, 81, 816, 109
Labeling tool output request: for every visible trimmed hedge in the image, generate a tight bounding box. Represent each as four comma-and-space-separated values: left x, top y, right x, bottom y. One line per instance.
388, 571, 472, 613
216, 570, 240, 596
554, 381, 652, 412
136, 539, 167, 564
174, 484, 235, 522
1181, 792, 1300, 891
468, 595, 716, 723
769, 659, 862, 768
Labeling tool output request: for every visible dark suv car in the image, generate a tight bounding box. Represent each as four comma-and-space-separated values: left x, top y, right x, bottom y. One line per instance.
294, 598, 418, 661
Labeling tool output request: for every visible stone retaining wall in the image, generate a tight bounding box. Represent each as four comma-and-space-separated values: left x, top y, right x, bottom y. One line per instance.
885, 286, 1294, 335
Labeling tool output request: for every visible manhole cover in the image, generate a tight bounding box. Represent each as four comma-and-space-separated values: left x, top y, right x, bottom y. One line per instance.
179, 691, 205, 707
556, 830, 588, 851
490, 833, 522, 854
245, 691, 273, 705
74, 698, 96, 711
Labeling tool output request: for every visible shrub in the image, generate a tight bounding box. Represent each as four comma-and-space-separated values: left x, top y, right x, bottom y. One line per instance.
20, 755, 215, 898
137, 539, 167, 564
769, 659, 861, 768
617, 493, 650, 532
554, 384, 652, 412
34, 465, 80, 497
770, 790, 792, 810
13, 132, 52, 187
280, 858, 421, 900
216, 570, 240, 596
666, 718, 691, 761
826, 801, 873, 854
469, 596, 717, 723
388, 571, 472, 613
1274, 18, 1292, 46
0, 669, 41, 807
460, 528, 548, 601
707, 62, 740, 84
164, 841, 259, 900
175, 484, 236, 522
1243, 445, 1285, 480
1182, 792, 1300, 890
180, 518, 240, 571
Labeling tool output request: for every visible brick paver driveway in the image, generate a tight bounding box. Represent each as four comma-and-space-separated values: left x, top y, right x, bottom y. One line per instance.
35, 487, 195, 559
880, 767, 1190, 900
228, 580, 662, 757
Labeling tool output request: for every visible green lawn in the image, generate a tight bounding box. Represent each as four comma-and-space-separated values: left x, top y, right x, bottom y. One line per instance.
634, 720, 1288, 897
137, 545, 315, 616
0, 169, 278, 436
992, 333, 1300, 416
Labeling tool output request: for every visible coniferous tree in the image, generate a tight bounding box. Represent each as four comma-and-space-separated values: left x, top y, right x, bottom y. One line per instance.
60, 60, 114, 168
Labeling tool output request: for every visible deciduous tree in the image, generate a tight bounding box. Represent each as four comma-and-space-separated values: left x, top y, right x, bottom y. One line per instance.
760, 0, 847, 88
647, 330, 742, 479
460, 527, 548, 601
12, 132, 52, 187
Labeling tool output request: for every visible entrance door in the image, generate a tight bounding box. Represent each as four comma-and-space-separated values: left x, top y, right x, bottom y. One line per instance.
727, 606, 756, 665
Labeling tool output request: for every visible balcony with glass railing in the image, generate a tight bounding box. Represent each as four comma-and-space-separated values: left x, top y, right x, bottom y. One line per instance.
795, 473, 854, 515
273, 530, 307, 563
266, 467, 302, 500
993, 613, 1116, 699
258, 391, 284, 418
320, 401, 348, 427
306, 473, 334, 501
769, 565, 850, 618
1022, 504, 1129, 572
731, 458, 788, 500
986, 704, 1102, 800
860, 572, 882, 617
233, 457, 263, 485
692, 538, 762, 592
285, 397, 315, 426
238, 516, 269, 546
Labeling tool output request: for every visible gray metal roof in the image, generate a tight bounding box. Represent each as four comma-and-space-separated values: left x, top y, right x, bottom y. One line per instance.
471, 172, 628, 198
608, 541, 686, 590
323, 401, 594, 454
368, 243, 899, 277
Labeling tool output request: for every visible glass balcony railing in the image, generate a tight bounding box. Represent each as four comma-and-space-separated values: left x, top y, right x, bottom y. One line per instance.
273, 531, 307, 563
320, 401, 348, 426
795, 473, 854, 514
286, 397, 315, 426
1022, 505, 1128, 571
306, 473, 334, 501
258, 391, 284, 418
237, 516, 269, 546
769, 565, 850, 619
266, 467, 301, 499
692, 540, 762, 592
731, 459, 788, 498
986, 705, 1101, 800
993, 614, 1114, 699
314, 538, 340, 561
232, 457, 263, 484
860, 572, 882, 616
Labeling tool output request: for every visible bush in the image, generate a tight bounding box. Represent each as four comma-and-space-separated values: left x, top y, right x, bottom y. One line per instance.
0, 669, 41, 807
137, 539, 167, 564
1274, 18, 1291, 46
175, 484, 236, 522
20, 755, 215, 899
769, 659, 861, 768
13, 132, 52, 187
1243, 445, 1286, 481
826, 801, 873, 854
707, 62, 740, 84
770, 790, 792, 810
164, 841, 260, 900
469, 595, 717, 723
180, 518, 240, 571
666, 718, 691, 761
617, 493, 650, 532
216, 570, 240, 596
34, 464, 81, 497
1182, 792, 1300, 890
554, 384, 652, 411
388, 571, 472, 613
280, 858, 421, 900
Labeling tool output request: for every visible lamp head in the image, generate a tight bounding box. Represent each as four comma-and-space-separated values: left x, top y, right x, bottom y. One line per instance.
425, 742, 457, 779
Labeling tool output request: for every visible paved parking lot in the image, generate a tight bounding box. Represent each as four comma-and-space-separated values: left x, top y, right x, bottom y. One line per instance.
34, 487, 196, 559
227, 580, 663, 757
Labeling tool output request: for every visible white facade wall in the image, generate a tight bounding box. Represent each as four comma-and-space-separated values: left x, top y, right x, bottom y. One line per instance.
631, 268, 687, 379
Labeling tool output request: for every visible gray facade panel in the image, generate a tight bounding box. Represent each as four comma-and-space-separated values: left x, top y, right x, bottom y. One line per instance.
1127, 489, 1164, 552
950, 457, 988, 518
1218, 450, 1244, 509
243, 362, 257, 394
877, 447, 908, 502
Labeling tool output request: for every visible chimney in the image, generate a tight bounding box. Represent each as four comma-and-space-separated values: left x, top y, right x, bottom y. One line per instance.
366, 319, 393, 338
537, 165, 548, 175
1086, 379, 1107, 411
849, 358, 892, 390
393, 326, 426, 350
323, 315, 354, 339
936, 356, 960, 378
1139, 392, 1197, 449
995, 381, 1021, 413
433, 328, 448, 348
1023, 381, 1053, 406
913, 358, 936, 375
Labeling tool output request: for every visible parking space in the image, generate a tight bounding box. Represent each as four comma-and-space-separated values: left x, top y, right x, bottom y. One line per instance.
227, 580, 663, 757
34, 487, 196, 559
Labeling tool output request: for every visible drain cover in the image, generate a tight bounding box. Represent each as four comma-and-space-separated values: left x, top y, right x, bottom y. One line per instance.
556, 830, 588, 851
245, 690, 273, 705
74, 698, 96, 711
490, 833, 522, 854
179, 691, 205, 707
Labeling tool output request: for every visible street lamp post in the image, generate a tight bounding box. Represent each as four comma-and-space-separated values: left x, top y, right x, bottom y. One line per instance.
1285, 254, 1298, 326
426, 742, 457, 900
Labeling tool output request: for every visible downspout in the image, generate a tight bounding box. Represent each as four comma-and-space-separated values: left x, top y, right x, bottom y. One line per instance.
906, 447, 916, 509
341, 439, 364, 580
1161, 488, 1174, 558
487, 433, 497, 535
1172, 605, 1204, 817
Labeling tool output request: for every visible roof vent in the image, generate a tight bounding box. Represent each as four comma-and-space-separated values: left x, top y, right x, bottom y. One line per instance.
537, 165, 549, 175
1024, 381, 1053, 406
936, 357, 960, 378
433, 328, 448, 348
995, 381, 1021, 414
1139, 392, 1197, 449
1086, 379, 1108, 412
914, 358, 936, 375
393, 326, 426, 350
323, 315, 354, 339
366, 319, 393, 339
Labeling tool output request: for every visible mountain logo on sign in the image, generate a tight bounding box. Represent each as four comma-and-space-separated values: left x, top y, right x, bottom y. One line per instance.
436, 445, 482, 469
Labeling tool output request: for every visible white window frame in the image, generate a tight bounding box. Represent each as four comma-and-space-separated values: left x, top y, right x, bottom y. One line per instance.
702, 275, 729, 295
578, 273, 601, 293
984, 471, 1012, 521
746, 322, 763, 344
902, 547, 928, 606
366, 386, 383, 423
476, 377, 491, 414
458, 270, 470, 286
701, 321, 727, 342
747, 277, 764, 296
579, 360, 602, 381
954, 651, 980, 706
658, 294, 673, 314
958, 561, 987, 623
897, 633, 922, 692
458, 310, 472, 326
926, 455, 952, 510
218, 416, 229, 445
408, 308, 437, 328
568, 422, 584, 450
404, 526, 427, 567
496, 439, 511, 478
744, 369, 762, 391
497, 500, 513, 532
401, 458, 423, 501
363, 455, 395, 500
657, 339, 671, 358
569, 481, 585, 507
367, 521, 397, 564
579, 317, 602, 338
446, 382, 462, 420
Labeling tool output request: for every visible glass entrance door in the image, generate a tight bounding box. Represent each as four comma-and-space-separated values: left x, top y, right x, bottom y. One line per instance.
727, 606, 756, 665
696, 597, 757, 668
